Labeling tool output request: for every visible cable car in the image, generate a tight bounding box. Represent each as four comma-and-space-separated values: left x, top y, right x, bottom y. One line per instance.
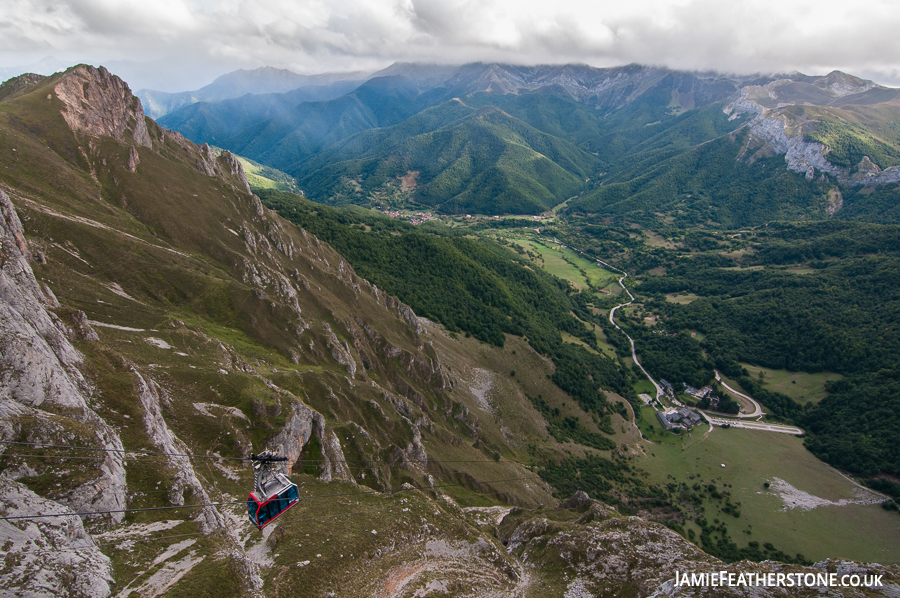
247, 450, 300, 530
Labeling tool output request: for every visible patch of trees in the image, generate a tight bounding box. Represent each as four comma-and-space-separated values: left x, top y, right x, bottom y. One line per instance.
527, 395, 616, 450
627, 328, 713, 389
803, 372, 900, 477
698, 392, 740, 415
537, 454, 650, 510
696, 518, 811, 565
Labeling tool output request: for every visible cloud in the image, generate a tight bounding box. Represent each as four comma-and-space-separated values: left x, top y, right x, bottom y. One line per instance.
1, 0, 899, 91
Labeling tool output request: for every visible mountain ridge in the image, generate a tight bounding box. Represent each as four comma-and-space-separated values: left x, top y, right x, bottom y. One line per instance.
2, 63, 900, 597
137, 66, 371, 119
153, 61, 900, 220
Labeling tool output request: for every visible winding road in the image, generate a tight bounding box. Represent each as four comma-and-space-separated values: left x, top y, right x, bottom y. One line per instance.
714, 370, 763, 418
601, 258, 801, 434
552, 241, 799, 437
601, 260, 663, 400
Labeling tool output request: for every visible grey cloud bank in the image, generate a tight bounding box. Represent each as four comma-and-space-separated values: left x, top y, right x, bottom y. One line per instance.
2, 0, 899, 91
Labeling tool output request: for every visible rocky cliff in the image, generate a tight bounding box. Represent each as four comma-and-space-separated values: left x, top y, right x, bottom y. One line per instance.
725, 73, 900, 186
0, 64, 547, 597
1, 64, 897, 598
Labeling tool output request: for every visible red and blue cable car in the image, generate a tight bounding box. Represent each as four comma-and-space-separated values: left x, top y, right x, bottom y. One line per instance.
247, 451, 300, 530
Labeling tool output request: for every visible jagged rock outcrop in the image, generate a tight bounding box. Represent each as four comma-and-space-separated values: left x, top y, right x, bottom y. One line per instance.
54, 65, 152, 149
126, 145, 140, 172
134, 371, 224, 532
269, 400, 353, 482
0, 190, 126, 522
501, 497, 900, 597
269, 401, 325, 474
0, 73, 47, 102
323, 322, 358, 378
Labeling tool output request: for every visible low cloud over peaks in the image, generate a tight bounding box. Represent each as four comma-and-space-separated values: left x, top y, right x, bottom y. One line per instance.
2, 0, 899, 90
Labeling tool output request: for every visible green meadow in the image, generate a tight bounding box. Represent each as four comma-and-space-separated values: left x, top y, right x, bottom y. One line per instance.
510, 237, 618, 292
640, 427, 900, 563
739, 363, 844, 405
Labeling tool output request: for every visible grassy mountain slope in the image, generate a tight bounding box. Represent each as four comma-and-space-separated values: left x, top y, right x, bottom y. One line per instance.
0, 66, 579, 595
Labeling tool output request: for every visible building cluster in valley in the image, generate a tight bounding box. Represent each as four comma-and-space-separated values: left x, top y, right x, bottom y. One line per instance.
380, 210, 440, 225
656, 407, 703, 431
683, 383, 722, 409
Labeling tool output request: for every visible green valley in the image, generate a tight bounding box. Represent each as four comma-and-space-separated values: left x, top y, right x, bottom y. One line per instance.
3, 60, 900, 598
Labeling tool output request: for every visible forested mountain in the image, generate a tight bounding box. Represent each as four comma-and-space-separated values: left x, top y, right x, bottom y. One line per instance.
155, 62, 900, 222
154, 81, 368, 144
296, 100, 599, 214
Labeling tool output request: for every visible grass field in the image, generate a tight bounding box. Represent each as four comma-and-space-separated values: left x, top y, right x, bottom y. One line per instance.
561, 331, 599, 355
785, 266, 817, 275
639, 427, 900, 563
510, 237, 618, 292
633, 379, 657, 396
210, 146, 300, 192
665, 293, 702, 304
592, 325, 618, 359
739, 363, 843, 404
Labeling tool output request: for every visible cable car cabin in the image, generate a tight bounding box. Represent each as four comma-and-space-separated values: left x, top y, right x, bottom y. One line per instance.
247, 473, 299, 529
247, 451, 300, 530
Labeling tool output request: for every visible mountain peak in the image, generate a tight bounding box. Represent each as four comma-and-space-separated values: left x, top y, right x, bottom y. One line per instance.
53, 64, 152, 148
821, 69, 878, 96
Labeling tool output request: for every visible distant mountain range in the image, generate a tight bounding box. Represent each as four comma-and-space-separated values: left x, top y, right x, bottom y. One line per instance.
136, 66, 371, 119
153, 62, 900, 223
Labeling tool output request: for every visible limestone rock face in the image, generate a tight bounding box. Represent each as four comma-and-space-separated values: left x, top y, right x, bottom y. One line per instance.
0, 191, 132, 598
54, 65, 152, 149
0, 481, 114, 598
725, 84, 900, 186
269, 400, 354, 482
0, 188, 83, 407
126, 145, 140, 172
270, 401, 325, 474
0, 190, 126, 521
134, 371, 224, 532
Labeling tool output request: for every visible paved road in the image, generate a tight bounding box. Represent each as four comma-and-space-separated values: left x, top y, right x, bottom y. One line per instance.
605, 267, 663, 399
714, 370, 763, 418
598, 255, 797, 436
700, 412, 804, 435
544, 240, 801, 438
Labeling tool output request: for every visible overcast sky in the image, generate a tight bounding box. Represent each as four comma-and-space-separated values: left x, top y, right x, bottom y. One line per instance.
2, 0, 899, 92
